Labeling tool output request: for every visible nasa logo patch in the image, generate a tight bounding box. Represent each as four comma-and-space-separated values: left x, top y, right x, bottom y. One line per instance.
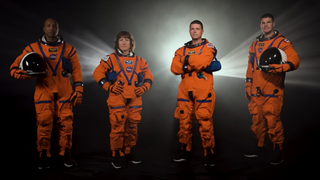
50, 54, 56, 60
258, 48, 263, 53
126, 66, 132, 72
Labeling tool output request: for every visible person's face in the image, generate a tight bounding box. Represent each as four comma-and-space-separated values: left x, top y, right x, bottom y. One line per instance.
260, 17, 275, 34
189, 23, 204, 40
118, 37, 130, 52
43, 19, 59, 38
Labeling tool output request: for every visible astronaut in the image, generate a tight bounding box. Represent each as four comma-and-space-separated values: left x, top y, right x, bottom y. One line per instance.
9, 18, 83, 169
93, 31, 154, 169
244, 13, 300, 165
170, 20, 221, 167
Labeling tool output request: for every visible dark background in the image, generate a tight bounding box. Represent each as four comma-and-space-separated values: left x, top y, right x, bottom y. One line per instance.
1, 0, 320, 179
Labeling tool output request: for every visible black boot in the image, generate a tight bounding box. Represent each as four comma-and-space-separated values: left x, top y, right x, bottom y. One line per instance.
173, 144, 190, 162
61, 148, 77, 168
111, 150, 126, 169
244, 146, 265, 158
268, 144, 284, 165
38, 150, 51, 170
125, 147, 142, 164
204, 148, 215, 167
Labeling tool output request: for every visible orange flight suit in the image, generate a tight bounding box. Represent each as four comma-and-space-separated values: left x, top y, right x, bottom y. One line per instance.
171, 38, 218, 156
93, 50, 153, 157
245, 31, 300, 150
10, 35, 83, 157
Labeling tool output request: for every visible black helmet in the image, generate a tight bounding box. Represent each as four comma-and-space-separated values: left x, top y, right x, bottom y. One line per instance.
258, 47, 287, 72
19, 52, 46, 76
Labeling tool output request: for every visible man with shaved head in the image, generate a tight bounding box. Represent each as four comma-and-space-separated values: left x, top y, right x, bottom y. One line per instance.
10, 18, 83, 169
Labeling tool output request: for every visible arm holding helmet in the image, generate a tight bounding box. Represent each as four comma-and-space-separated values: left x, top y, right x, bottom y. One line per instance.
267, 39, 300, 74
93, 56, 123, 95
10, 45, 33, 80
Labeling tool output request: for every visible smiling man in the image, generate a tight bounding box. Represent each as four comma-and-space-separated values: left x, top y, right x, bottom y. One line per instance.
10, 18, 83, 170
171, 20, 221, 167
244, 13, 300, 165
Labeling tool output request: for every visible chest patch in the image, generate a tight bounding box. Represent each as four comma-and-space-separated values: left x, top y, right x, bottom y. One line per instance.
188, 50, 195, 54
126, 66, 132, 73
49, 48, 57, 52
50, 54, 57, 60
125, 60, 133, 65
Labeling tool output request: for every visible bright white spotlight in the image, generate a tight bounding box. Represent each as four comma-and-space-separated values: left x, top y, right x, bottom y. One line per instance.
62, 30, 114, 82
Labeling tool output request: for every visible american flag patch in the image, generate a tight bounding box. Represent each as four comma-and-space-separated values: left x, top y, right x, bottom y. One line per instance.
207, 43, 215, 49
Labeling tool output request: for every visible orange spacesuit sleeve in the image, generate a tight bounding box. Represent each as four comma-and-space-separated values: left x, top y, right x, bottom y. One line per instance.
279, 39, 300, 71
66, 47, 83, 85
93, 58, 113, 90
187, 44, 216, 71
140, 58, 154, 90
170, 47, 192, 75
246, 42, 255, 80
9, 45, 34, 77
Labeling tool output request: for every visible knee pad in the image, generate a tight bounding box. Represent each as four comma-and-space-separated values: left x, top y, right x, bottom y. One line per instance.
111, 111, 127, 126
174, 107, 189, 120
195, 108, 212, 120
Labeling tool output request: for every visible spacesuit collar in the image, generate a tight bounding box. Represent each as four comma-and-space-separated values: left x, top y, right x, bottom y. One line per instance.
184, 38, 207, 48
116, 49, 135, 57
256, 30, 280, 41
39, 35, 64, 46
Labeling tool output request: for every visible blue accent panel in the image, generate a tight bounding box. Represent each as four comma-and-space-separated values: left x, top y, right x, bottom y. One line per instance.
28, 45, 34, 52
10, 66, 19, 71
129, 105, 142, 109
110, 106, 126, 109
196, 100, 212, 103
183, 46, 186, 56
69, 50, 77, 59
67, 47, 74, 58
38, 41, 66, 76
177, 99, 190, 102
35, 100, 51, 104
267, 35, 284, 48
286, 62, 294, 71
251, 94, 278, 98
112, 53, 137, 85
59, 100, 70, 103
198, 43, 207, 55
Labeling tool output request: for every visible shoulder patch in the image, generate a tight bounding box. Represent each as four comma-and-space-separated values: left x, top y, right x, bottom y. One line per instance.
207, 43, 215, 49
102, 55, 109, 61
283, 39, 290, 43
